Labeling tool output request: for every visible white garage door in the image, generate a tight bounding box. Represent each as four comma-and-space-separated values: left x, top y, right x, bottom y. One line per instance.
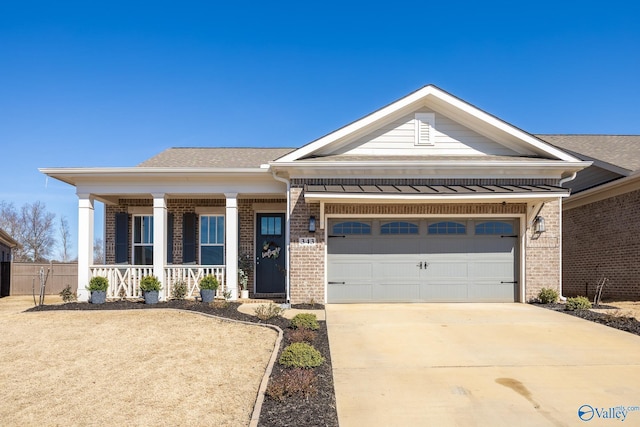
327, 218, 518, 303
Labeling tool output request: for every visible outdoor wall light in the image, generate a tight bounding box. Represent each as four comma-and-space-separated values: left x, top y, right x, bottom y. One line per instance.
309, 216, 316, 233
534, 216, 546, 233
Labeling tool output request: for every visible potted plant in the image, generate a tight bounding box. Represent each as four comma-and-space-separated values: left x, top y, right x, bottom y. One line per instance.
139, 275, 161, 304
238, 252, 252, 299
87, 276, 108, 304
199, 274, 219, 303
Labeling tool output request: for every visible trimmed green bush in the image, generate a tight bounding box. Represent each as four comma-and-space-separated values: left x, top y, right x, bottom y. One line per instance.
279, 342, 325, 369
87, 276, 109, 292
139, 275, 161, 292
538, 288, 559, 304
290, 313, 320, 331
565, 296, 592, 311
199, 274, 219, 290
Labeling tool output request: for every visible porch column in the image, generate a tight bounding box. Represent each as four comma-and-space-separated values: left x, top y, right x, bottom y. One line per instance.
77, 194, 94, 302
153, 194, 167, 300
225, 193, 238, 300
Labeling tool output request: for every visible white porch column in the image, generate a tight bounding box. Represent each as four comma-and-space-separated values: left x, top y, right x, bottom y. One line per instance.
77, 194, 94, 302
225, 193, 238, 300
153, 193, 167, 300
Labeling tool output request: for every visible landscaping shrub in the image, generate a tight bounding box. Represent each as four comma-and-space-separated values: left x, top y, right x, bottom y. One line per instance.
266, 368, 318, 401
171, 280, 187, 300
254, 303, 285, 320
287, 328, 317, 344
538, 287, 559, 304
58, 284, 77, 302
565, 296, 592, 311
279, 342, 325, 368
87, 276, 109, 292
290, 313, 319, 330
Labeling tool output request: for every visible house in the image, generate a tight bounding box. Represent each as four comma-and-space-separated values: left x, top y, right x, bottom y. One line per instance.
537, 135, 640, 300
0, 228, 18, 297
41, 85, 589, 304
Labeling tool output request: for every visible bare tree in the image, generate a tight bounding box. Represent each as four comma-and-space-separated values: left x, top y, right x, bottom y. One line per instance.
58, 216, 72, 262
94, 237, 105, 264
0, 201, 25, 259
20, 201, 56, 262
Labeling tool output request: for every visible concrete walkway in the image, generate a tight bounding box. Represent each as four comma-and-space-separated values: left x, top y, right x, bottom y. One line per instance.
326, 303, 640, 426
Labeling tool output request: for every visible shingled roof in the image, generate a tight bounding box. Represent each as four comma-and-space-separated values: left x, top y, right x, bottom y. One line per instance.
537, 135, 640, 172
138, 147, 295, 168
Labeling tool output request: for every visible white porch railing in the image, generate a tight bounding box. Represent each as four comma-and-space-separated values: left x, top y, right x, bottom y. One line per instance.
90, 265, 226, 300
164, 266, 226, 299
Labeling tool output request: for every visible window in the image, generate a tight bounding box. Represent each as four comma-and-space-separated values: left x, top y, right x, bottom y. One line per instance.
200, 215, 225, 265
428, 221, 466, 235
133, 215, 153, 265
332, 221, 371, 235
381, 221, 418, 235
475, 221, 514, 235
261, 216, 282, 236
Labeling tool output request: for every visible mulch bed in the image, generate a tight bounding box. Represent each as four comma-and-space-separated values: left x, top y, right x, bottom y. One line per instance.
29, 300, 338, 427
535, 303, 640, 337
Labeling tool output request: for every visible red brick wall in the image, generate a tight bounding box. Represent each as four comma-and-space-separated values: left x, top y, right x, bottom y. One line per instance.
524, 199, 561, 301
563, 189, 640, 300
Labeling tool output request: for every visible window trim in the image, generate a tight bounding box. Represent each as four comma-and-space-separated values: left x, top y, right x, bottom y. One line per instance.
427, 221, 467, 235
332, 221, 372, 235
199, 214, 225, 265
132, 214, 154, 265
380, 221, 419, 235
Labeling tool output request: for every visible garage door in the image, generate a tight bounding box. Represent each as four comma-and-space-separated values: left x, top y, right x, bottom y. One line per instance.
327, 218, 518, 303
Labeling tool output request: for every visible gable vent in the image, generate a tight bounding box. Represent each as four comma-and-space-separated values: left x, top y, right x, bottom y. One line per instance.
415, 112, 435, 146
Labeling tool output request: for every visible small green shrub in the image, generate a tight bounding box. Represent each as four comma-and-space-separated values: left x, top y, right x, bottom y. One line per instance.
199, 274, 219, 290
139, 275, 161, 292
279, 342, 325, 368
59, 284, 77, 302
290, 313, 319, 330
171, 280, 187, 300
538, 288, 559, 304
287, 328, 317, 344
266, 368, 318, 401
254, 303, 285, 320
565, 296, 592, 311
87, 276, 109, 292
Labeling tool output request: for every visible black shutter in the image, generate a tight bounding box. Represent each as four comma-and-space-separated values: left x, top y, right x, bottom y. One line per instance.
115, 213, 129, 264
166, 212, 174, 264
183, 213, 197, 264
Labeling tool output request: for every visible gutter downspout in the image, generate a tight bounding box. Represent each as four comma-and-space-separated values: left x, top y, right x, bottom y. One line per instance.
557, 172, 578, 302
272, 171, 291, 307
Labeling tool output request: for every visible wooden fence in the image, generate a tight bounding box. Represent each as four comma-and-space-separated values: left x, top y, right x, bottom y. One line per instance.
10, 262, 78, 295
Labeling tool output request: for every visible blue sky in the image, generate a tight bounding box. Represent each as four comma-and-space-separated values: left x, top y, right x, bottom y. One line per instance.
1, 0, 639, 259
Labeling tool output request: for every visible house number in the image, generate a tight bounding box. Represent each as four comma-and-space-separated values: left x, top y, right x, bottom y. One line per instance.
299, 237, 316, 246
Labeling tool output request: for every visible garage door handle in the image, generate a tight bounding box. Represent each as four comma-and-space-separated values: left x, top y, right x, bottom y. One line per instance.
328, 281, 345, 285
500, 235, 518, 238
500, 281, 518, 284
328, 235, 346, 238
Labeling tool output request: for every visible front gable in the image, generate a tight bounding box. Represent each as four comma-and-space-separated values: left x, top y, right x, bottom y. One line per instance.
272, 85, 579, 165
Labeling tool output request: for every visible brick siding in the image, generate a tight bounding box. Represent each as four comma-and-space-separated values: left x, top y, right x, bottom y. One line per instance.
563, 189, 640, 300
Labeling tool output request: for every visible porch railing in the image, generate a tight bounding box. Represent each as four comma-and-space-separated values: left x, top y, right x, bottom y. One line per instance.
164, 266, 226, 299
90, 265, 226, 300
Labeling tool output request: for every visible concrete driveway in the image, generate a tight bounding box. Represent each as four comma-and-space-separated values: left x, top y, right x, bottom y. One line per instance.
326, 303, 640, 426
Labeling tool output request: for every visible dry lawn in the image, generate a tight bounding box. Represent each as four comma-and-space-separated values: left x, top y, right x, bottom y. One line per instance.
0, 297, 277, 427
593, 300, 640, 320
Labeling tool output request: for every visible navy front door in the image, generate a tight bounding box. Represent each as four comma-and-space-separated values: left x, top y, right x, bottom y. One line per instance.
256, 213, 286, 293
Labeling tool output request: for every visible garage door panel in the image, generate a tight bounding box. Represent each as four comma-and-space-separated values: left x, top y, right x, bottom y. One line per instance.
327, 218, 518, 303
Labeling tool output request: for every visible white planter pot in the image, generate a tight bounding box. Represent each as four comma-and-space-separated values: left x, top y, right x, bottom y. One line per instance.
240, 289, 249, 299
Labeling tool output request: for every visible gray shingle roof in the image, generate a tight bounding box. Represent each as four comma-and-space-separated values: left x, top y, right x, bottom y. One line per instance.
138, 147, 295, 168
536, 135, 640, 172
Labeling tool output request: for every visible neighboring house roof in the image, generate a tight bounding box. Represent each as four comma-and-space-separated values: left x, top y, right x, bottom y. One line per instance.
138, 147, 295, 168
0, 228, 18, 249
536, 135, 640, 195
537, 135, 640, 173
